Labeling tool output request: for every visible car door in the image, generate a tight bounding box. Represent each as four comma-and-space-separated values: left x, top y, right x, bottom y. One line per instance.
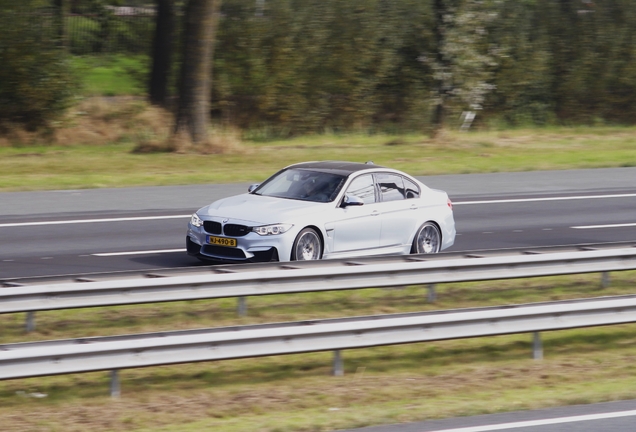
375, 173, 419, 248
330, 174, 381, 253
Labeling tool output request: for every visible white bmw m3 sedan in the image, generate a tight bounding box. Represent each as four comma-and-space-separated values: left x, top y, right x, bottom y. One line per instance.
187, 161, 455, 263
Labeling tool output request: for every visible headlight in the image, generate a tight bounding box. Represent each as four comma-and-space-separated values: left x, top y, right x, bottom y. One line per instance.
251, 223, 293, 236
190, 213, 203, 227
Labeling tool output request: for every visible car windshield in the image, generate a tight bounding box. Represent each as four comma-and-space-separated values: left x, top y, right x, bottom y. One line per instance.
253, 168, 346, 203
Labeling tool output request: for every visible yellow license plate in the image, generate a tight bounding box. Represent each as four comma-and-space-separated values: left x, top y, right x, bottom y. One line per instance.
207, 236, 237, 247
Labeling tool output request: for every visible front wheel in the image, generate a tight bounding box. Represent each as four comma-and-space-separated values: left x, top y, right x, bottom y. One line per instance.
412, 222, 441, 254
291, 228, 322, 261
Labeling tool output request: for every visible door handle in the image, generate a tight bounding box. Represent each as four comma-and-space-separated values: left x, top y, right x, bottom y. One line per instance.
371, 210, 379, 216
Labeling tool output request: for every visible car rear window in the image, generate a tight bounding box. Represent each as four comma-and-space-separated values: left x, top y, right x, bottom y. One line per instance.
404, 177, 420, 198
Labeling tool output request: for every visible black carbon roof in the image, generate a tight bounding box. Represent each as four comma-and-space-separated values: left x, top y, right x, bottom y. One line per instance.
289, 160, 385, 176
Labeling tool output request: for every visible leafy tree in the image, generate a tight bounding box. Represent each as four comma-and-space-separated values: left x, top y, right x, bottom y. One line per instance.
212, 0, 412, 134
429, 0, 499, 134
485, 0, 554, 125
548, 0, 636, 122
0, 0, 77, 130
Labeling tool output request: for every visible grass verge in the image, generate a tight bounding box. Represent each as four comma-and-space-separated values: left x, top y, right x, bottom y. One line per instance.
1, 122, 636, 192
1, 271, 636, 431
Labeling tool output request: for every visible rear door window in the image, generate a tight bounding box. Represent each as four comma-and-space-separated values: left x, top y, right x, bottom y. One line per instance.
376, 173, 405, 202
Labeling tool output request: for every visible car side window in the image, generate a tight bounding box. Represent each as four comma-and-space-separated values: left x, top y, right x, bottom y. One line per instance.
376, 173, 405, 202
345, 174, 376, 204
403, 177, 420, 199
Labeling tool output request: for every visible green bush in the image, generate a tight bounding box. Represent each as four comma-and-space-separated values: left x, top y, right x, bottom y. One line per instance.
211, 0, 636, 133
0, 2, 78, 130
212, 0, 433, 135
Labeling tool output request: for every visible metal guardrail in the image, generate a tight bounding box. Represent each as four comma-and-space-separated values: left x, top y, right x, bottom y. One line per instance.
6, 242, 636, 287
2, 295, 636, 387
1, 248, 636, 317
3, 248, 636, 395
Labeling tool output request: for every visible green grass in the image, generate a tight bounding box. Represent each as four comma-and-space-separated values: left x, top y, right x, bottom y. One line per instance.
1, 127, 636, 191
1, 272, 636, 431
70, 54, 148, 96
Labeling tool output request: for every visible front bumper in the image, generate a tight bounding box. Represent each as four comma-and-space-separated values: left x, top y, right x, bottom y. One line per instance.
186, 236, 280, 263
187, 218, 299, 262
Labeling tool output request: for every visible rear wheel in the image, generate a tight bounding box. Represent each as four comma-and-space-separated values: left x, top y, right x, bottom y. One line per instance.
291, 228, 322, 261
412, 222, 441, 254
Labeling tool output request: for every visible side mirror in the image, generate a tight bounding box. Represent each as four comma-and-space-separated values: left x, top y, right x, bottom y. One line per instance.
341, 195, 364, 207
248, 183, 260, 193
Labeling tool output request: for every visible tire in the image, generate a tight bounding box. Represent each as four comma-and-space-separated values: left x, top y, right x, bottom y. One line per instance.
412, 222, 441, 254
291, 228, 322, 261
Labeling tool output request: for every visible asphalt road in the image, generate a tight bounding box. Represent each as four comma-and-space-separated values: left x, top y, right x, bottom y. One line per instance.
1, 167, 636, 279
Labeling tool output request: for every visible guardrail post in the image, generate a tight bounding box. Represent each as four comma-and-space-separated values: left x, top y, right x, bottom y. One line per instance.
427, 284, 437, 303
237, 297, 247, 317
332, 350, 344, 376
533, 332, 543, 360
25, 312, 35, 333
601, 272, 610, 288
110, 370, 121, 398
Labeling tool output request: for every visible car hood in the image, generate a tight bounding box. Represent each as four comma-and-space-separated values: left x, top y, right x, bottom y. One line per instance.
199, 193, 330, 225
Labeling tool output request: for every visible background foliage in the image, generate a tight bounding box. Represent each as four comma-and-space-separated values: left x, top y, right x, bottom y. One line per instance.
0, 1, 77, 130
3, 0, 636, 134
212, 0, 636, 133
66, 0, 155, 55
212, 0, 435, 134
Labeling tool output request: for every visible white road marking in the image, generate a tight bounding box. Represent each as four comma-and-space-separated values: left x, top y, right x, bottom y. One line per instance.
427, 409, 636, 432
454, 193, 636, 205
92, 248, 186, 257
0, 193, 633, 228
572, 222, 636, 229
0, 215, 190, 228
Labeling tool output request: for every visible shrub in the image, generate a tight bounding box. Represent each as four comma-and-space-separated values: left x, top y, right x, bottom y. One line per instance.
0, 1, 79, 131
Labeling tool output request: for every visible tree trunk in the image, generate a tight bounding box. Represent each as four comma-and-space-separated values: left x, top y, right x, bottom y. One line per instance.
431, 0, 447, 137
53, 0, 68, 49
174, 0, 221, 145
149, 0, 175, 106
